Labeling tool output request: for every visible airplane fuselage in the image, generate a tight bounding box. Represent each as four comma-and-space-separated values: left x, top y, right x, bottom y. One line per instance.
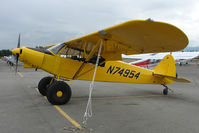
18, 47, 173, 85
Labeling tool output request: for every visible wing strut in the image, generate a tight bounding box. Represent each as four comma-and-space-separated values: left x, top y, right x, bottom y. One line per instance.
72, 39, 104, 80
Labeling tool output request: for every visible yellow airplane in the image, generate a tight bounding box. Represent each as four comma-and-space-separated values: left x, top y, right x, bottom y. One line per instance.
12, 19, 190, 105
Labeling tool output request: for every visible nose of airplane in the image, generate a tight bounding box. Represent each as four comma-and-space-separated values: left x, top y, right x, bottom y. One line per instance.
12, 48, 20, 55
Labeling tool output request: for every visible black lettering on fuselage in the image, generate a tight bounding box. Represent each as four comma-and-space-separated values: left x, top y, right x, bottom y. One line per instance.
106, 66, 115, 74
106, 65, 141, 79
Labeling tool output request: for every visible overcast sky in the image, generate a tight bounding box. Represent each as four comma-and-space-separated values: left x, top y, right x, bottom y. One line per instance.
0, 0, 199, 50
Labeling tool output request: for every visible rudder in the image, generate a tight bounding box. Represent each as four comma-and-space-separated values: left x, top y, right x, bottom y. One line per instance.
153, 54, 176, 77
153, 54, 190, 83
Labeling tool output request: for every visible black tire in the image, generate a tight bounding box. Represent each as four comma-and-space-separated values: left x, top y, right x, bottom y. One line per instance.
47, 81, 72, 105
163, 88, 168, 95
38, 76, 53, 96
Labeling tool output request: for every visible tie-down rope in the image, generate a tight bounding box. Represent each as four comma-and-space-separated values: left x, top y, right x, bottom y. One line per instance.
82, 40, 103, 127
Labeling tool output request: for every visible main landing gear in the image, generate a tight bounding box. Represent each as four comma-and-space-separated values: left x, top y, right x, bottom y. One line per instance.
38, 76, 72, 105
38, 76, 53, 96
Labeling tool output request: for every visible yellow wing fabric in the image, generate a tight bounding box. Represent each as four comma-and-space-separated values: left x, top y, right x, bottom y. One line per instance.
65, 19, 189, 61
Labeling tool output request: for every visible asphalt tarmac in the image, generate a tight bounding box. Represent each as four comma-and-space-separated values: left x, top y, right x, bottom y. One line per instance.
0, 59, 199, 133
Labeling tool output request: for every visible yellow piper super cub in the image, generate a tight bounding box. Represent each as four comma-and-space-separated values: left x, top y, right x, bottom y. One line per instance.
12, 19, 190, 105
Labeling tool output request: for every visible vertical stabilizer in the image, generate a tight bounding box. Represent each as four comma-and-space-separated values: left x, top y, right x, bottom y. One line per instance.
153, 54, 176, 77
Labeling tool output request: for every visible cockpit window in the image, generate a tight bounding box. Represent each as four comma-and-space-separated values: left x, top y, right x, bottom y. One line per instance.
59, 46, 85, 60
59, 46, 105, 67
48, 43, 65, 55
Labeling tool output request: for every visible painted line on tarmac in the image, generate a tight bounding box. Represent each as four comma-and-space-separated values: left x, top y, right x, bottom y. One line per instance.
53, 105, 83, 129
11, 66, 14, 70
35, 88, 83, 130
71, 94, 165, 101
10, 66, 24, 78
17, 72, 24, 78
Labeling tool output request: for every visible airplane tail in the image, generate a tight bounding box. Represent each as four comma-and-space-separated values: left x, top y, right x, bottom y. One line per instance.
153, 54, 190, 83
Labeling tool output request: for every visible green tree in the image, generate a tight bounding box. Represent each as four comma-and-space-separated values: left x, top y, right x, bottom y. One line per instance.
0, 49, 12, 57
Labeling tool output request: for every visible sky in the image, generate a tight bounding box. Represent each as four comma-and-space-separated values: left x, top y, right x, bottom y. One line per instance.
0, 0, 199, 50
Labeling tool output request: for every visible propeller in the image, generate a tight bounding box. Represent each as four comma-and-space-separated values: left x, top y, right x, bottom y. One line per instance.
15, 34, 20, 73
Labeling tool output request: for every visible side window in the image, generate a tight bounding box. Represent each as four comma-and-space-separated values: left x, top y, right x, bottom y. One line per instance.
59, 46, 105, 67
59, 47, 85, 62
88, 55, 105, 67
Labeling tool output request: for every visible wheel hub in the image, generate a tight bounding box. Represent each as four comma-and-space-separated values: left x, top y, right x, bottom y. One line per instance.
56, 91, 63, 97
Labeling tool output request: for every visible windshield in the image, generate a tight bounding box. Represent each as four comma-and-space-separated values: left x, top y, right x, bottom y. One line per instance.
48, 43, 66, 55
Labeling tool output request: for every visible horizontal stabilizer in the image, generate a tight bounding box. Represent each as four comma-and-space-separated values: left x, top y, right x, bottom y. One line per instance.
153, 73, 190, 83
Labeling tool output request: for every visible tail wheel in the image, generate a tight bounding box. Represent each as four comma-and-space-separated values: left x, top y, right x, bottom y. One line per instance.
162, 85, 169, 95
163, 88, 168, 95
38, 76, 54, 96
47, 81, 72, 105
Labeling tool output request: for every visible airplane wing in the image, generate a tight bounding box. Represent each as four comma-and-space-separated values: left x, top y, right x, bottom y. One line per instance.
64, 19, 188, 61
125, 51, 199, 66
172, 52, 199, 60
